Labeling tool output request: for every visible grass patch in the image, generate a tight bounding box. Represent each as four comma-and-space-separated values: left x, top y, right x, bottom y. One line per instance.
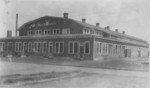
2, 70, 81, 85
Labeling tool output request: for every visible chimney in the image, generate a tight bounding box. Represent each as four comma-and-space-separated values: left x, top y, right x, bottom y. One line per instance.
7, 30, 12, 37
115, 29, 118, 32
64, 13, 68, 19
122, 31, 125, 34
16, 13, 18, 36
96, 23, 100, 27
82, 18, 86, 23
105, 26, 110, 30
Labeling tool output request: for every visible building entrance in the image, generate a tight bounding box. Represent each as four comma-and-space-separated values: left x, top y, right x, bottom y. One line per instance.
79, 45, 84, 60
48, 42, 53, 57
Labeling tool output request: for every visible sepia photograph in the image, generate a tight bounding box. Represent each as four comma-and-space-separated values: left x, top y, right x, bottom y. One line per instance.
0, 0, 149, 88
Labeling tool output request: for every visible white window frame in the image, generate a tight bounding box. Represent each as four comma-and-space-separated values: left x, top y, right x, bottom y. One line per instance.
68, 41, 79, 54
55, 41, 64, 54
44, 30, 48, 35
62, 28, 70, 34
0, 42, 5, 52
23, 42, 27, 52
27, 31, 31, 36
84, 41, 90, 54
33, 42, 41, 53
28, 42, 32, 52
15, 42, 22, 52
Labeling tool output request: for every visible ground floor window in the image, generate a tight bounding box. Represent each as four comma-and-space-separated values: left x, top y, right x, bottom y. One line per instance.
23, 42, 27, 53
0, 42, 5, 52
28, 42, 32, 52
42, 42, 47, 53
68, 41, 78, 54
85, 42, 90, 54
95, 42, 126, 55
15, 42, 22, 52
33, 42, 41, 53
55, 42, 64, 53
7, 42, 13, 52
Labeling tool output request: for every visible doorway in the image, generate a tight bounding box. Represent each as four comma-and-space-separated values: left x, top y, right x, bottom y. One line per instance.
48, 42, 53, 57
79, 45, 84, 60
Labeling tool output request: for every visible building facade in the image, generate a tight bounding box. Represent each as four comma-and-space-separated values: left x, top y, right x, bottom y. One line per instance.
0, 13, 149, 60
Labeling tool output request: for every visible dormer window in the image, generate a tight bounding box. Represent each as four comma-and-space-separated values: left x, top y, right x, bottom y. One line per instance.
44, 30, 48, 35
27, 31, 31, 36
83, 28, 90, 34
37, 23, 42, 27
45, 21, 49, 26
62, 28, 70, 34
31, 24, 35, 27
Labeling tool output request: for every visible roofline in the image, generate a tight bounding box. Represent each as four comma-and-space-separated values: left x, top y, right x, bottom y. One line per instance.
17, 15, 147, 43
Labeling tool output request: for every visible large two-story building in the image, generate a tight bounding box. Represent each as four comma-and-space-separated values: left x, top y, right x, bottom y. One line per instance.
0, 13, 149, 60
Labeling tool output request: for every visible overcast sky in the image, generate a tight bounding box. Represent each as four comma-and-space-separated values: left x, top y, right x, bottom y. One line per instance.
0, 0, 149, 43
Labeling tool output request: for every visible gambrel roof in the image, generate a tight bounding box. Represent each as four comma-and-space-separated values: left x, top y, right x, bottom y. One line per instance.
18, 15, 147, 43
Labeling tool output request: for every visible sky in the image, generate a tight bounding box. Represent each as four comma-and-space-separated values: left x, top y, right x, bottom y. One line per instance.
0, 0, 149, 43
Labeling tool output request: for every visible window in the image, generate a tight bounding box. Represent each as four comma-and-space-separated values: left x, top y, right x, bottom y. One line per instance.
99, 43, 102, 54
45, 21, 49, 26
23, 42, 27, 52
37, 42, 41, 52
27, 31, 31, 36
53, 29, 57, 34
0, 42, 5, 52
7, 42, 13, 52
31, 31, 34, 35
103, 43, 106, 54
56, 29, 60, 34
85, 42, 90, 54
110, 44, 113, 54
35, 30, 41, 35
108, 44, 111, 54
15, 42, 22, 52
0, 42, 2, 52
69, 42, 73, 54
33, 42, 41, 52
69, 41, 78, 54
115, 45, 117, 54
105, 43, 108, 54
48, 30, 51, 34
55, 42, 64, 53
28, 42, 32, 52
42, 42, 47, 53
60, 42, 64, 53
44, 30, 48, 35
62, 28, 70, 34
83, 28, 90, 34
53, 29, 60, 35
96, 42, 99, 54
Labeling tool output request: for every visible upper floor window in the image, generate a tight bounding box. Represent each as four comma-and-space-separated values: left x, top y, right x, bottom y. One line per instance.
53, 29, 61, 35
83, 28, 90, 34
0, 42, 5, 52
45, 21, 49, 26
44, 30, 48, 35
90, 30, 94, 34
27, 31, 31, 36
35, 30, 42, 35
68, 41, 78, 54
62, 28, 70, 34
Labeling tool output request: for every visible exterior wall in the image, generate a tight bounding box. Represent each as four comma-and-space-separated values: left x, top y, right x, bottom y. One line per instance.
0, 36, 94, 60
93, 37, 149, 60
